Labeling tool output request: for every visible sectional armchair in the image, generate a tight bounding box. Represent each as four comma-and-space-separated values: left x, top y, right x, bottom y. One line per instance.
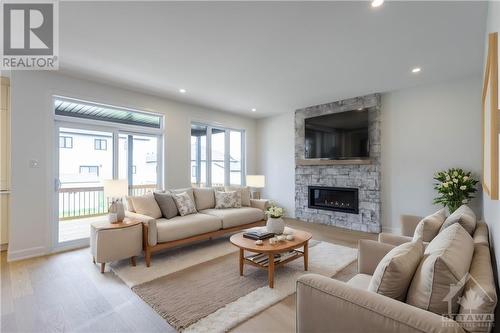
297, 208, 497, 333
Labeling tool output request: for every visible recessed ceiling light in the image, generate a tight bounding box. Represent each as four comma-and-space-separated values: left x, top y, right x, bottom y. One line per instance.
251, 108, 257, 112
411, 67, 422, 73
371, 0, 384, 8
179, 88, 187, 93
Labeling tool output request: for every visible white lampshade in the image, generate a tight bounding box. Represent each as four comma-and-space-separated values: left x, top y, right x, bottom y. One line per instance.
246, 175, 265, 188
103, 179, 128, 199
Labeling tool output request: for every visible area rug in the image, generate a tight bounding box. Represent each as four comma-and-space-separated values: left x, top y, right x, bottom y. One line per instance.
110, 236, 237, 287
127, 240, 357, 332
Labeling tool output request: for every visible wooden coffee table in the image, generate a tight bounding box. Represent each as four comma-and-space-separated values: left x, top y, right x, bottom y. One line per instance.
229, 229, 312, 288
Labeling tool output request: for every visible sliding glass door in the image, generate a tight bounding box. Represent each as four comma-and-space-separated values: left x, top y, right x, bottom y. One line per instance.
57, 126, 114, 243
119, 133, 159, 196
191, 123, 245, 187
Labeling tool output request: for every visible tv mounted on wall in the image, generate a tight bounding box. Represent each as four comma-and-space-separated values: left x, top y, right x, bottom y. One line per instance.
304, 109, 369, 160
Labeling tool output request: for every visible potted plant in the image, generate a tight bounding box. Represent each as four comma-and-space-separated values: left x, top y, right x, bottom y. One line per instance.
266, 203, 285, 234
433, 168, 478, 213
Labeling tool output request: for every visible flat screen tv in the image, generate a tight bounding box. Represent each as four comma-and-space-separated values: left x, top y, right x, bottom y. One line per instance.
304, 109, 369, 159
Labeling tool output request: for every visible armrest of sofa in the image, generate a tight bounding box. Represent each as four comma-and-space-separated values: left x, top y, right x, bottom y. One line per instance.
250, 199, 269, 212
125, 211, 158, 246
358, 240, 394, 275
400, 214, 422, 237
296, 274, 465, 333
378, 233, 413, 246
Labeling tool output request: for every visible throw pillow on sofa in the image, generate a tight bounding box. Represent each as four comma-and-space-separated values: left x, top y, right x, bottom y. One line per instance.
439, 204, 476, 236
368, 240, 424, 301
406, 223, 474, 316
172, 191, 197, 216
170, 187, 196, 205
225, 186, 251, 206
215, 191, 242, 209
193, 187, 216, 210
153, 192, 178, 218
412, 208, 447, 242
130, 192, 162, 219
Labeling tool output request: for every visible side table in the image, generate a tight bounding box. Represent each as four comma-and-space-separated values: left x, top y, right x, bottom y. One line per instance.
90, 218, 142, 273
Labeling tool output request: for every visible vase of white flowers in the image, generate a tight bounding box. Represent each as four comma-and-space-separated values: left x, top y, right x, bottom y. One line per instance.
266, 204, 285, 234
433, 168, 478, 213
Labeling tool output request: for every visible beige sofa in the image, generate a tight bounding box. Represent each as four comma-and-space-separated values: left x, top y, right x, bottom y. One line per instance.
297, 215, 497, 333
126, 187, 268, 266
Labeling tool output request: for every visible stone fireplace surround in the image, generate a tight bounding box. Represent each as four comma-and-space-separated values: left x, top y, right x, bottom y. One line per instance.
295, 94, 381, 233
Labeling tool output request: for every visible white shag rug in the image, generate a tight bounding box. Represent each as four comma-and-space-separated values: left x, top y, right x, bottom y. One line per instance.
111, 236, 237, 287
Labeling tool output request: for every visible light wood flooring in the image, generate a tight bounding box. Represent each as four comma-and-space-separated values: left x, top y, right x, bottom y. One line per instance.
1, 219, 377, 333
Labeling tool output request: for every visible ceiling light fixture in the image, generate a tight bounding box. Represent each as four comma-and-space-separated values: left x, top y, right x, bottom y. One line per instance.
179, 88, 187, 93
251, 108, 257, 112
411, 67, 422, 73
371, 0, 384, 8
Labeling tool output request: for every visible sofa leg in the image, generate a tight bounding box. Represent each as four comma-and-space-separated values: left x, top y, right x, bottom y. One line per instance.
145, 249, 151, 267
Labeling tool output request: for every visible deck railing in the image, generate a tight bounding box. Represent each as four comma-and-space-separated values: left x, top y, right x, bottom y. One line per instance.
59, 184, 157, 220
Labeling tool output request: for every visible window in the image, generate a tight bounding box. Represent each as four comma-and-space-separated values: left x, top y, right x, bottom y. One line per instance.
79, 165, 99, 176
55, 96, 163, 196
59, 136, 73, 148
191, 123, 245, 187
94, 138, 107, 150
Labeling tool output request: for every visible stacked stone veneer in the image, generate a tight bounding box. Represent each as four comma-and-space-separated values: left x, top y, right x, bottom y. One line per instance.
295, 94, 381, 233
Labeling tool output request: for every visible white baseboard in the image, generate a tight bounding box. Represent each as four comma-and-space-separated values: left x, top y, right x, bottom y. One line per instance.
7, 246, 48, 262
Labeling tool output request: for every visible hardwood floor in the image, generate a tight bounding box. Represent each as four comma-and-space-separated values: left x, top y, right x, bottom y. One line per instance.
0, 219, 377, 333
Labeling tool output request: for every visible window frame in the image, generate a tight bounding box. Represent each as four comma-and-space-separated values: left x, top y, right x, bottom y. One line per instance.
59, 136, 73, 149
191, 122, 245, 187
79, 165, 100, 176
94, 138, 107, 151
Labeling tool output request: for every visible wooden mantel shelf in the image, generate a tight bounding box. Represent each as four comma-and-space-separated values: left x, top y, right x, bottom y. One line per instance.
296, 159, 372, 166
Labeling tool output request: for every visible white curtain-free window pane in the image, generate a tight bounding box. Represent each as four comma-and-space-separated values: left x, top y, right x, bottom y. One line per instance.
230, 130, 242, 185
211, 128, 225, 186
132, 135, 158, 186
191, 125, 207, 187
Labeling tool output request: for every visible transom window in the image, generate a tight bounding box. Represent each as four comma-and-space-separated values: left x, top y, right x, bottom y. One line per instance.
191, 123, 245, 187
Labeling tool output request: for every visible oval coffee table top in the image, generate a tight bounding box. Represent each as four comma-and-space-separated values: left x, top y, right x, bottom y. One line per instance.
230, 228, 312, 254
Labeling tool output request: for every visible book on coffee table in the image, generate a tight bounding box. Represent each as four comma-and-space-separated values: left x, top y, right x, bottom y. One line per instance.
242, 229, 275, 240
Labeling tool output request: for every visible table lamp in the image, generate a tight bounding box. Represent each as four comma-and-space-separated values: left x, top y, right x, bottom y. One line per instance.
103, 179, 128, 223
246, 175, 265, 199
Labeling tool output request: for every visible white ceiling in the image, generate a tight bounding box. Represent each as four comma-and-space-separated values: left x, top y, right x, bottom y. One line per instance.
59, 1, 487, 118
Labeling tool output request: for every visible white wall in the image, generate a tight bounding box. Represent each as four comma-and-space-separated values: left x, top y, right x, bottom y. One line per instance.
256, 76, 483, 231
482, 1, 500, 277
256, 112, 295, 217
381, 77, 482, 232
8, 71, 257, 260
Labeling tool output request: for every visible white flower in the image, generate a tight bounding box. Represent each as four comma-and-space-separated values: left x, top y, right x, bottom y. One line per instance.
446, 175, 451, 181
462, 199, 468, 204
448, 192, 453, 196
453, 178, 459, 183
453, 171, 458, 177
443, 183, 449, 188
463, 176, 469, 181
460, 185, 466, 190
